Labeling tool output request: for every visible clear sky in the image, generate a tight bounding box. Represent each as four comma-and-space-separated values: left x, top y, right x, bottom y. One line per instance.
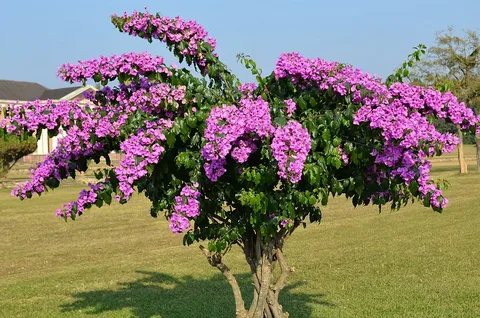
0, 0, 478, 88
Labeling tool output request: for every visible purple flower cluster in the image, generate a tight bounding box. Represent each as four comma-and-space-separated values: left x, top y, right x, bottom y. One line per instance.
231, 139, 258, 163
202, 97, 274, 181
10, 149, 68, 198
111, 10, 217, 69
169, 184, 201, 234
388, 83, 477, 128
56, 182, 104, 218
337, 145, 349, 164
271, 121, 312, 183
280, 218, 293, 228
6, 49, 195, 203
116, 119, 173, 200
354, 85, 470, 208
6, 99, 127, 199
274, 52, 340, 85
284, 99, 296, 118
57, 52, 169, 84
2, 100, 78, 134
94, 80, 187, 115
238, 83, 257, 98
274, 52, 479, 208
275, 52, 387, 103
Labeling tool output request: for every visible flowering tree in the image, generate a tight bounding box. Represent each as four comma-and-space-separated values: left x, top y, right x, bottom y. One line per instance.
1, 10, 479, 318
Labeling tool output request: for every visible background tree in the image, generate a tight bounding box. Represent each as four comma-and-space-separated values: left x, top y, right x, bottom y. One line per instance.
1, 10, 478, 317
410, 27, 480, 173
0, 130, 37, 178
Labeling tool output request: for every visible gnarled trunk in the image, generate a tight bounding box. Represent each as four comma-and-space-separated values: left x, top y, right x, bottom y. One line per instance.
201, 231, 294, 318
457, 125, 468, 174
244, 234, 293, 318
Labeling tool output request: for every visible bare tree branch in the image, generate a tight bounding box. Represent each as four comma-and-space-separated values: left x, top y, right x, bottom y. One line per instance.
199, 245, 247, 317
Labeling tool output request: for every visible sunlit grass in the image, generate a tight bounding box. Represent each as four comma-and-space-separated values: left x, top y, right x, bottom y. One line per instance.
1, 154, 479, 317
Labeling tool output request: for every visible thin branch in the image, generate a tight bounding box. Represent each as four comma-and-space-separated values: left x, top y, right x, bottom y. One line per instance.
236, 241, 245, 252
272, 249, 295, 303
211, 214, 231, 225
7, 158, 20, 170
207, 215, 220, 225
199, 245, 247, 317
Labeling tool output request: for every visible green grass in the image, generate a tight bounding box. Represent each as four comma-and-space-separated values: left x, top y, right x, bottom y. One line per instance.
1, 160, 480, 317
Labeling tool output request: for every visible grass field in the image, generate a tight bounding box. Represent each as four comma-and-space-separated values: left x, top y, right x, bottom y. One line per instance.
1, 149, 479, 317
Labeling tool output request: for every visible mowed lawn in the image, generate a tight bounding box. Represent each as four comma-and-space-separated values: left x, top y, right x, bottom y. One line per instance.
1, 153, 480, 317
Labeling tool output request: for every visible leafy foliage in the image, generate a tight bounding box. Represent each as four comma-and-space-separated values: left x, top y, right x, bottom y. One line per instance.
386, 44, 427, 86
0, 130, 37, 177
1, 8, 477, 246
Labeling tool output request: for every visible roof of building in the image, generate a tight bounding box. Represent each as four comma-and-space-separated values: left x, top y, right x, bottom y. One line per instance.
0, 80, 83, 101
38, 86, 82, 100
0, 80, 47, 101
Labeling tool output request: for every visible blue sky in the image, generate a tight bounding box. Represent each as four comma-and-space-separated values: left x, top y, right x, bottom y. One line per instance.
0, 0, 478, 88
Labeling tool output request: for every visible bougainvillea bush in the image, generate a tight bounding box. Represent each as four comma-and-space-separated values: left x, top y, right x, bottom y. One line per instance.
1, 10, 479, 318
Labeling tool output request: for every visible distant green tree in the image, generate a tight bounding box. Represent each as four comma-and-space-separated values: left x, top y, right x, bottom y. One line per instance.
410, 27, 480, 173
0, 131, 37, 178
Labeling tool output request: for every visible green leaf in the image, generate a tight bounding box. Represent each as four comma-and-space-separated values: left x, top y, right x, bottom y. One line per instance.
423, 193, 432, 207
409, 180, 419, 195
331, 157, 341, 169
321, 191, 328, 205
166, 133, 176, 148
95, 199, 104, 208
322, 129, 331, 143
332, 137, 342, 147
94, 171, 103, 180
183, 232, 195, 245
208, 241, 217, 252
309, 209, 322, 223
186, 115, 197, 128
103, 192, 112, 205
298, 97, 307, 110
93, 73, 102, 82
355, 180, 364, 195
273, 116, 287, 127
344, 142, 354, 153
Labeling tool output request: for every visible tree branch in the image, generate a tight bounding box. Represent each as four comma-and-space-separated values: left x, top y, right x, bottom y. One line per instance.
7, 158, 20, 170
211, 214, 231, 225
272, 249, 295, 303
199, 245, 247, 317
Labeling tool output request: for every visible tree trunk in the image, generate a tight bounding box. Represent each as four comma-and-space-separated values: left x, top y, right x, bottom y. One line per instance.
244, 233, 293, 318
476, 132, 480, 173
457, 125, 468, 174
0, 162, 8, 178
202, 231, 294, 318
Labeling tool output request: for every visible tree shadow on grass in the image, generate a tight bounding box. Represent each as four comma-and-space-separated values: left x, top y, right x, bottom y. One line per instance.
61, 270, 334, 317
